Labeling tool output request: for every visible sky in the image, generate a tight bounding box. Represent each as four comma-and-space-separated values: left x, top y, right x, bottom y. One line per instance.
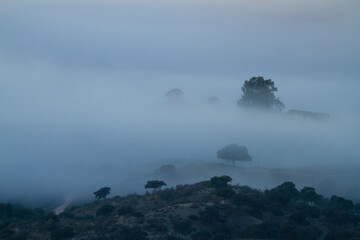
0, 0, 359, 205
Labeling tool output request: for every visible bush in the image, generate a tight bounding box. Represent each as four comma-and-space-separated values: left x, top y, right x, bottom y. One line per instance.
296, 226, 322, 240
216, 187, 235, 199
297, 203, 321, 218
173, 220, 193, 235
300, 187, 322, 204
13, 208, 34, 219
323, 208, 355, 226
118, 206, 135, 216
96, 204, 115, 216
191, 231, 212, 240
325, 229, 357, 240
289, 212, 310, 226
329, 195, 354, 211
50, 227, 75, 240
279, 225, 297, 240
117, 226, 148, 240
0, 203, 12, 218
158, 189, 177, 202
199, 206, 221, 225
268, 182, 299, 205
240, 225, 266, 239
259, 220, 280, 238
210, 176, 232, 188
0, 228, 14, 239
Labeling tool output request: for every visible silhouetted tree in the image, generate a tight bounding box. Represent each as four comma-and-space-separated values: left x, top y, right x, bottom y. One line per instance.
165, 88, 183, 102
217, 144, 251, 166
93, 187, 111, 200
238, 76, 284, 111
145, 180, 166, 192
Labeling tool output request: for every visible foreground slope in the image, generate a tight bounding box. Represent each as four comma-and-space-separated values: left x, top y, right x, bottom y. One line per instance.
1, 177, 360, 240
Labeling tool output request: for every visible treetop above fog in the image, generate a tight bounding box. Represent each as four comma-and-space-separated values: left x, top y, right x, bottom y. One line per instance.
238, 76, 285, 111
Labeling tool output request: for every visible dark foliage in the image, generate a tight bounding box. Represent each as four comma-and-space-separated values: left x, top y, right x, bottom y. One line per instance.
296, 226, 322, 240
199, 206, 221, 225
325, 229, 359, 240
300, 187, 323, 204
216, 187, 235, 199
329, 195, 354, 211
241, 225, 266, 239
210, 175, 232, 188
279, 225, 297, 240
191, 231, 212, 240
268, 182, 299, 204
94, 187, 111, 200
96, 204, 115, 216
145, 180, 167, 191
50, 227, 75, 240
289, 212, 310, 226
173, 220, 193, 235
116, 226, 148, 240
238, 76, 285, 111
0, 203, 13, 218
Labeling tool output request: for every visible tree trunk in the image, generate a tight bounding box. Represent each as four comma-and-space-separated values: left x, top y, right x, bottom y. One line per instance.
232, 160, 235, 167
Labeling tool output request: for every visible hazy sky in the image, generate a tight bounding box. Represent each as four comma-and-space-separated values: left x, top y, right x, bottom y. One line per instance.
0, 0, 359, 205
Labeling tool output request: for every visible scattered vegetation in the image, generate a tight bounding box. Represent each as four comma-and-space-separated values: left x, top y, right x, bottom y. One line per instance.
0, 177, 359, 239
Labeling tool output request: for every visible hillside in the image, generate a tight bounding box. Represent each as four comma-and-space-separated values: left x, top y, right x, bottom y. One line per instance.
1, 177, 360, 240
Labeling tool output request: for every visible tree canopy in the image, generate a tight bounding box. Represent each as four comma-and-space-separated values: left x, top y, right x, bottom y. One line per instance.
217, 144, 251, 166
94, 187, 111, 200
145, 180, 166, 191
238, 76, 285, 111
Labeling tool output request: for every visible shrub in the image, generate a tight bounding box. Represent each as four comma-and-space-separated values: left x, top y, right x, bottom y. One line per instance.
329, 195, 354, 211
268, 182, 299, 205
118, 206, 135, 216
259, 220, 281, 238
296, 226, 322, 240
240, 225, 266, 239
199, 206, 221, 225
216, 187, 235, 199
50, 227, 75, 240
96, 204, 115, 216
173, 220, 193, 235
191, 231, 212, 240
0, 203, 12, 218
279, 225, 297, 240
210, 176, 232, 188
117, 226, 148, 240
289, 212, 310, 226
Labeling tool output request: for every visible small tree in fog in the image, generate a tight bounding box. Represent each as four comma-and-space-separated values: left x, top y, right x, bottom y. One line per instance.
165, 88, 183, 102
94, 187, 111, 200
217, 144, 251, 167
145, 180, 166, 192
238, 76, 285, 111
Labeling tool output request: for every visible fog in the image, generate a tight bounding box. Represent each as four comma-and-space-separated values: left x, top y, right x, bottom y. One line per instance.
0, 0, 359, 207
